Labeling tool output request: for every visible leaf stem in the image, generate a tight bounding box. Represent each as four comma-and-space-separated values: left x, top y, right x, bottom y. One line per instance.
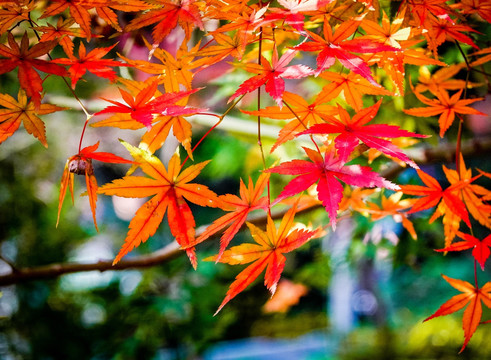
181, 95, 245, 167
283, 100, 321, 154
256, 27, 272, 215
28, 17, 92, 152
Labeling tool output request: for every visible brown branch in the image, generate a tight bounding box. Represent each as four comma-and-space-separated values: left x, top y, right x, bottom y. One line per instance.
1, 137, 490, 287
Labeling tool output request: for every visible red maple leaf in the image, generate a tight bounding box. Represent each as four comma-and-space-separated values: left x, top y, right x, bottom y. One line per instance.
267, 146, 399, 228
52, 43, 129, 88
298, 100, 427, 167
294, 20, 398, 84
229, 47, 314, 107
57, 141, 134, 231
0, 33, 67, 106
206, 203, 318, 314
436, 232, 491, 270
94, 80, 205, 129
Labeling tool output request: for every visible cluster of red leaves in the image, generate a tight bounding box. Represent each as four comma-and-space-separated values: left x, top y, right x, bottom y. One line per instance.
0, 0, 490, 348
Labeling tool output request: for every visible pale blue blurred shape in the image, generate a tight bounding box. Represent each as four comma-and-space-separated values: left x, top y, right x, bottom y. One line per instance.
202, 330, 334, 360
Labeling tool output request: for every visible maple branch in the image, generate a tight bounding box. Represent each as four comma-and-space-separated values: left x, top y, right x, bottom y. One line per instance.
1, 137, 490, 286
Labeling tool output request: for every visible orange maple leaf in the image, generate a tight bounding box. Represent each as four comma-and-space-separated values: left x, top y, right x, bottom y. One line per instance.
125, 0, 204, 43
403, 89, 486, 137
35, 18, 87, 56
424, 275, 491, 352
399, 168, 471, 228
98, 141, 220, 267
191, 172, 270, 260
206, 203, 318, 314
242, 91, 338, 152
443, 155, 491, 231
365, 192, 418, 240
0, 1, 33, 34
0, 89, 66, 147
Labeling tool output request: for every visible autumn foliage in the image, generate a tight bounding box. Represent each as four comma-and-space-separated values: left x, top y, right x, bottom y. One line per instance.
0, 0, 490, 351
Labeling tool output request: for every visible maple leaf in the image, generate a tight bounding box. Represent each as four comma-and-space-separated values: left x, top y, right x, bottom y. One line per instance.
0, 89, 66, 147
298, 100, 427, 167
404, 89, 486, 137
404, 0, 455, 26
414, 65, 481, 95
57, 142, 133, 231
34, 18, 87, 56
442, 155, 491, 231
453, 0, 491, 23
51, 43, 129, 89
423, 16, 480, 58
0, 1, 33, 34
436, 232, 491, 270
317, 71, 393, 111
399, 169, 471, 228
242, 91, 338, 152
193, 33, 244, 68
210, 5, 268, 56
365, 192, 418, 240
206, 203, 318, 314
191, 172, 270, 260
125, 0, 204, 43
119, 38, 201, 92
260, 0, 319, 32
94, 80, 205, 129
229, 47, 314, 107
40, 0, 93, 40
98, 141, 220, 268
424, 275, 491, 352
92, 79, 199, 158
39, 0, 151, 39
0, 33, 67, 107
294, 20, 398, 84
91, 0, 153, 32
267, 146, 399, 229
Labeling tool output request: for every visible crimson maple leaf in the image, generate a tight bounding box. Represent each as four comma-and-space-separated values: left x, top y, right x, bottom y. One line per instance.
229, 47, 314, 107
57, 142, 133, 231
206, 203, 318, 314
0, 33, 67, 106
98, 141, 220, 268
436, 232, 491, 270
191, 172, 270, 260
267, 146, 399, 229
294, 20, 398, 84
51, 43, 129, 89
298, 100, 427, 167
424, 275, 491, 352
94, 80, 205, 129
